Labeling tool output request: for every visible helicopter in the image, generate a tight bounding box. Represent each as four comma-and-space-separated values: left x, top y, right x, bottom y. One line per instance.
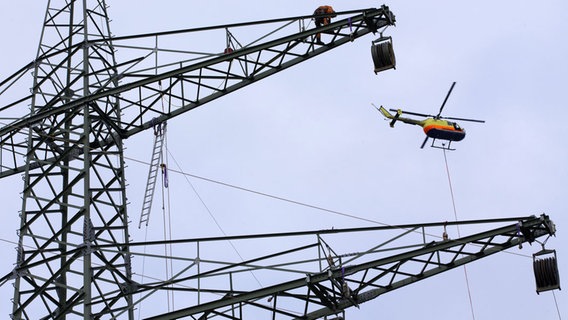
373, 82, 485, 150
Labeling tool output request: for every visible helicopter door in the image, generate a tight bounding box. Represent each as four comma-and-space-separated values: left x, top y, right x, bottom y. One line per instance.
371, 36, 396, 74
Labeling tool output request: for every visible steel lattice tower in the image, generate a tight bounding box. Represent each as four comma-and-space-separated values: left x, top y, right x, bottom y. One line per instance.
11, 1, 133, 318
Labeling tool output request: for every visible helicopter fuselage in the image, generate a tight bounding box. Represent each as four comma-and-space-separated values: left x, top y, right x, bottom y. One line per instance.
422, 118, 465, 142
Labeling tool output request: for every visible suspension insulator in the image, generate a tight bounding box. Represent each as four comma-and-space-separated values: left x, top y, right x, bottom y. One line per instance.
533, 249, 561, 294
371, 37, 396, 74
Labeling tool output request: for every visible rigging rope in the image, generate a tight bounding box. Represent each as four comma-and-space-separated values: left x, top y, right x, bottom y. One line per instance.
158, 80, 176, 311
166, 149, 265, 290
138, 79, 176, 317
443, 148, 476, 320
137, 223, 150, 320
160, 126, 175, 312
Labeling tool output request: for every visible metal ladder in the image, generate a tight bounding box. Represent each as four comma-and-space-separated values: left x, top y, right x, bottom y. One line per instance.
139, 125, 166, 228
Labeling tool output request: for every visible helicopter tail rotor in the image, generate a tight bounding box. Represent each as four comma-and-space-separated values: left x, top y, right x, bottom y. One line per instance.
389, 109, 402, 127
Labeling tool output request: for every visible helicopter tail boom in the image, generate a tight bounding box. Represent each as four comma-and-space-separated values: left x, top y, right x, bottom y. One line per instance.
374, 105, 401, 127
375, 105, 424, 126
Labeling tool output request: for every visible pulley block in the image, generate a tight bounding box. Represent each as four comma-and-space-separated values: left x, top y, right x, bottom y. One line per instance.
371, 36, 396, 74
533, 249, 561, 294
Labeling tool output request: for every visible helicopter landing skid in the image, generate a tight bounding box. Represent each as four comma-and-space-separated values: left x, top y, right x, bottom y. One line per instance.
430, 139, 455, 151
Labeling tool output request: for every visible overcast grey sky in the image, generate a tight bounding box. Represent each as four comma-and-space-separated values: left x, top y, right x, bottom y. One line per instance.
0, 1, 566, 319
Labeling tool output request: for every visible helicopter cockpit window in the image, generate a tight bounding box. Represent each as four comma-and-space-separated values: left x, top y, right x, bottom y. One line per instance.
448, 121, 462, 131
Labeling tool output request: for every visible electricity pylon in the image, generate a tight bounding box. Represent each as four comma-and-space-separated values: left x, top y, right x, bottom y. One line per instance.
0, 1, 396, 318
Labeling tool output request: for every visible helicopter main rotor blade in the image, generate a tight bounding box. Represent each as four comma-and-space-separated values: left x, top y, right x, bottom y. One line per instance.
437, 81, 456, 118
389, 109, 433, 118
440, 116, 485, 123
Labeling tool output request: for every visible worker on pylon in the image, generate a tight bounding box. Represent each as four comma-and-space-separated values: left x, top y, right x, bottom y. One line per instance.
313, 5, 336, 45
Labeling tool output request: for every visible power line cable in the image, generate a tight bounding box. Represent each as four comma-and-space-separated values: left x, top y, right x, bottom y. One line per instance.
124, 154, 541, 261
126, 155, 386, 226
